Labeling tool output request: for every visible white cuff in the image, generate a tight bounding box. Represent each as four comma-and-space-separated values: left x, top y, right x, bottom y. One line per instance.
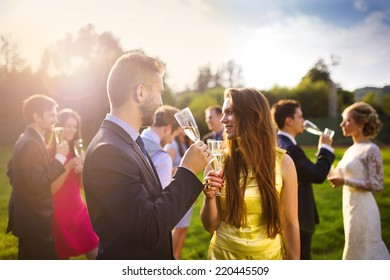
55, 153, 67, 165
319, 143, 334, 154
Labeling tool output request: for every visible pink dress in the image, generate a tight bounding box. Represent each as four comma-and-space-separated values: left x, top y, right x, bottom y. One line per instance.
53, 153, 99, 259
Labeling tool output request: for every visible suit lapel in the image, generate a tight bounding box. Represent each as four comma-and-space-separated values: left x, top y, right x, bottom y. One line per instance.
25, 127, 50, 163
101, 120, 162, 189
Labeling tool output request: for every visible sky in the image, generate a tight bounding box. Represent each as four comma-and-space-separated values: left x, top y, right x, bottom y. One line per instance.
0, 0, 389, 92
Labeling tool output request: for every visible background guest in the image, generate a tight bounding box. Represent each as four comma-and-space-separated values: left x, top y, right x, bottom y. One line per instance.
49, 108, 99, 259
271, 99, 335, 260
165, 130, 194, 259
328, 101, 389, 260
202, 105, 224, 143
6, 94, 68, 259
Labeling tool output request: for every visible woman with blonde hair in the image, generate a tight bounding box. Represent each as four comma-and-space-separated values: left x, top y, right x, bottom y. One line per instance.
200, 88, 300, 260
328, 102, 389, 259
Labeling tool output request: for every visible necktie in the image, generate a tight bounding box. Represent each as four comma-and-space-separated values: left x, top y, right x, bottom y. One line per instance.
135, 135, 163, 189
136, 136, 148, 158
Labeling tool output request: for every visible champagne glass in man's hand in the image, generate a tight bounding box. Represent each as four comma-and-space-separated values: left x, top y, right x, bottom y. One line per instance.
174, 107, 200, 142
303, 120, 335, 139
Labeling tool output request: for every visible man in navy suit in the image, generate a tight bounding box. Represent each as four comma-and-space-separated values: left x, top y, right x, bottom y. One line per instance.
83, 52, 213, 259
271, 99, 335, 260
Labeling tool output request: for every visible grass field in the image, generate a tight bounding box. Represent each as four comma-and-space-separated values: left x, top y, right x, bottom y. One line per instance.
0, 145, 389, 260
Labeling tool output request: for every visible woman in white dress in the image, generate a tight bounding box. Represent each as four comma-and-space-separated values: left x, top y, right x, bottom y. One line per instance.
328, 102, 389, 260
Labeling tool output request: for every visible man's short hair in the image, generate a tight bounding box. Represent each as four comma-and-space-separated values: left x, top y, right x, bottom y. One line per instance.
205, 105, 222, 115
22, 94, 58, 124
271, 99, 301, 129
107, 51, 165, 107
153, 105, 180, 131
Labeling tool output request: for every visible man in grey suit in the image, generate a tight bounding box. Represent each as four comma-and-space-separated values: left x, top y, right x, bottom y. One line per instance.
272, 99, 335, 260
7, 94, 69, 259
83, 52, 213, 259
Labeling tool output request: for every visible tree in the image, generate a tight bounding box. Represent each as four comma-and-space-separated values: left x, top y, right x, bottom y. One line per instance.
0, 35, 27, 75
224, 60, 242, 88
304, 59, 331, 83
303, 57, 339, 118
194, 64, 213, 92
381, 94, 390, 117
37, 24, 124, 142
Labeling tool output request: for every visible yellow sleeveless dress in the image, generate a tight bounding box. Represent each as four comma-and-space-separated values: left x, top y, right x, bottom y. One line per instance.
207, 148, 285, 260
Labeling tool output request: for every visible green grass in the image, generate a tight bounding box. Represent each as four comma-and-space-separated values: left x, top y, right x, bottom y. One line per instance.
1, 145, 389, 260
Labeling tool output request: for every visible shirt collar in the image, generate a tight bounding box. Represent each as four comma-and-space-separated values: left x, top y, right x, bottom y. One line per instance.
277, 130, 297, 145
105, 113, 139, 142
141, 128, 162, 148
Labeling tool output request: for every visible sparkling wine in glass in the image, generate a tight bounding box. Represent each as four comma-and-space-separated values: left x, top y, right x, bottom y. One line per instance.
54, 127, 65, 144
209, 140, 224, 196
303, 120, 322, 136
174, 107, 200, 142
303, 120, 335, 139
73, 139, 84, 157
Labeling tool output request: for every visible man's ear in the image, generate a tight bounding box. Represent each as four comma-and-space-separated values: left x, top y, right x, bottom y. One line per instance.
135, 84, 145, 103
164, 124, 172, 135
32, 112, 42, 122
285, 117, 293, 127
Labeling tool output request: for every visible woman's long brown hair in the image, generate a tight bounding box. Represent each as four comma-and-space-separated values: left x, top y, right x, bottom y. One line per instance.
223, 88, 281, 238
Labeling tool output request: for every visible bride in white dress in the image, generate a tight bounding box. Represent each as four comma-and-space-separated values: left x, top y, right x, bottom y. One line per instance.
328, 102, 389, 260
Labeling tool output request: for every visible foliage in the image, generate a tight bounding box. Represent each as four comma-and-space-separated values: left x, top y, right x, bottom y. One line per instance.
1, 24, 389, 145
303, 59, 331, 83
337, 89, 355, 113
193, 61, 243, 92
381, 95, 390, 117
292, 77, 330, 118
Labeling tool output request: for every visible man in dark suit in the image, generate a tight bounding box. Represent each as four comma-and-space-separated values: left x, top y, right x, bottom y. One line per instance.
7, 94, 69, 259
83, 52, 214, 260
271, 99, 335, 260
201, 105, 224, 143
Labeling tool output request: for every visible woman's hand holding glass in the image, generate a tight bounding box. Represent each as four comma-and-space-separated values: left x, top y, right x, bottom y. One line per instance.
203, 170, 224, 199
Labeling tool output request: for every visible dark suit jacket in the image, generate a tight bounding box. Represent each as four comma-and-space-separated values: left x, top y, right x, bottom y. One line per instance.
201, 129, 223, 143
277, 134, 335, 233
7, 126, 65, 239
83, 120, 204, 259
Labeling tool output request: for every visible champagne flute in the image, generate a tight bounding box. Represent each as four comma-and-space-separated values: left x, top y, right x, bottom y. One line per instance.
303, 120, 322, 136
174, 107, 200, 142
73, 139, 84, 161
208, 140, 224, 196
54, 127, 65, 144
324, 128, 335, 139
303, 120, 335, 139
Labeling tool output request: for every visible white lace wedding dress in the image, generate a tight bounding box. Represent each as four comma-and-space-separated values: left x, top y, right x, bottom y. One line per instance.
335, 142, 389, 260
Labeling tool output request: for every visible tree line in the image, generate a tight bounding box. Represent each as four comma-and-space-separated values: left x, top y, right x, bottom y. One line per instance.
1, 24, 389, 146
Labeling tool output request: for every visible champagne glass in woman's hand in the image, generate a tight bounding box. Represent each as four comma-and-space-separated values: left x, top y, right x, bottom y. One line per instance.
174, 107, 200, 142
208, 140, 224, 196
54, 127, 65, 144
73, 139, 85, 162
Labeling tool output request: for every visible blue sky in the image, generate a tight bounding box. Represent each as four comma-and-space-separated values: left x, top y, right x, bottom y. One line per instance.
0, 0, 389, 91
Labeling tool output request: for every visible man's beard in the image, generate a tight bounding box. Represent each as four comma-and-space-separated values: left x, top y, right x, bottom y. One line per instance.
139, 103, 160, 127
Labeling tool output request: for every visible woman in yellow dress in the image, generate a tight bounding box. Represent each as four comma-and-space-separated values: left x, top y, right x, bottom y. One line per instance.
200, 88, 300, 260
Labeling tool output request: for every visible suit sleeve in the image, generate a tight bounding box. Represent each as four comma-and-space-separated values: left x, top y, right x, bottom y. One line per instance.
84, 143, 203, 251
287, 145, 335, 184
11, 141, 65, 194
